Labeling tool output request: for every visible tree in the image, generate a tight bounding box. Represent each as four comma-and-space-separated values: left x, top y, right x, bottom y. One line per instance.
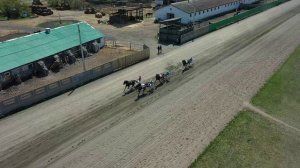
47, 0, 84, 10
0, 0, 30, 19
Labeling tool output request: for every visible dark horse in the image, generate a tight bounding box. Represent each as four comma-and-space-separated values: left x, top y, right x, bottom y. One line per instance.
182, 57, 193, 72
123, 80, 138, 92
135, 80, 154, 98
155, 72, 170, 85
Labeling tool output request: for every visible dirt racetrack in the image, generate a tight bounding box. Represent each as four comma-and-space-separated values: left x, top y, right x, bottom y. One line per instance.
0, 1, 300, 168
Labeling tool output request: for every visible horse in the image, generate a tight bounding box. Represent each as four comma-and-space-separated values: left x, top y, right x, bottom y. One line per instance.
135, 80, 154, 98
182, 57, 193, 72
123, 80, 138, 92
155, 72, 170, 85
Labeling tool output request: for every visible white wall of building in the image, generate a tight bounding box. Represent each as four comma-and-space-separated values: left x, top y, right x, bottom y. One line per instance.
191, 2, 239, 23
155, 0, 259, 24
155, 5, 191, 23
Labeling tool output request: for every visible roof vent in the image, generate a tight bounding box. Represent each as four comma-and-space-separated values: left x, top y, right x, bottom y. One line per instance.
45, 28, 51, 34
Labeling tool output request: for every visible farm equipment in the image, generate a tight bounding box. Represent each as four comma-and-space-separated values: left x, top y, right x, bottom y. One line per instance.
87, 41, 100, 53
60, 50, 77, 65
95, 12, 102, 18
50, 55, 63, 73
35, 61, 49, 77
31, 0, 53, 16
84, 7, 96, 14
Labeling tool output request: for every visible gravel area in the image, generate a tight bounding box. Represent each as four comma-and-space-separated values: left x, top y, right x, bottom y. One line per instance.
0, 1, 299, 168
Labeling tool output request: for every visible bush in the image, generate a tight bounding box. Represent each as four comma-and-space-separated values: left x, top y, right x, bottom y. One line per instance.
0, 0, 31, 19
47, 0, 84, 10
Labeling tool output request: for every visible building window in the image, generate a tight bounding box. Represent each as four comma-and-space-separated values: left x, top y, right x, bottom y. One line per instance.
190, 13, 192, 17
170, 8, 172, 11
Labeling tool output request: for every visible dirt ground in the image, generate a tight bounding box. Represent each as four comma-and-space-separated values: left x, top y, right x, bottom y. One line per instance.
0, 32, 29, 42
4, 7, 165, 56
0, 46, 136, 101
0, 1, 299, 168
1, 0, 282, 58
0, 3, 264, 58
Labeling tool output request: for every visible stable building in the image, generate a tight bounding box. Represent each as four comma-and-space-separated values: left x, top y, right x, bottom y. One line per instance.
155, 0, 259, 24
0, 22, 104, 91
109, 6, 143, 24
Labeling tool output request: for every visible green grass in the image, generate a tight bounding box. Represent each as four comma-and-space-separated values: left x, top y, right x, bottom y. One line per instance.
0, 15, 7, 20
190, 46, 300, 168
252, 46, 300, 128
190, 111, 280, 168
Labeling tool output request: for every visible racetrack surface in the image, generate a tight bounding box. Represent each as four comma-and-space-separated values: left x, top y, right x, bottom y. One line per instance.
1, 1, 300, 167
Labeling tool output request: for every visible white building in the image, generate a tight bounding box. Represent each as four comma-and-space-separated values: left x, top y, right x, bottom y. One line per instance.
155, 0, 186, 6
155, 0, 259, 24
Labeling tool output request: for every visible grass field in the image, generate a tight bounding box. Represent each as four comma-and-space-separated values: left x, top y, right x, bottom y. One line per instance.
190, 46, 300, 168
252, 47, 300, 128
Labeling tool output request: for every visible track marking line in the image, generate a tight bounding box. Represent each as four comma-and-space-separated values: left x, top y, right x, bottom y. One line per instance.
243, 102, 300, 132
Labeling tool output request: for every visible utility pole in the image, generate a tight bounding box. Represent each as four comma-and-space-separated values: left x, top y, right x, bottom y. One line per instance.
193, 6, 196, 41
77, 23, 86, 71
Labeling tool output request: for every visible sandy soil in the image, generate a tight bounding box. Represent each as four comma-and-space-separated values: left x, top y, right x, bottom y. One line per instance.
0, 1, 300, 168
0, 46, 136, 101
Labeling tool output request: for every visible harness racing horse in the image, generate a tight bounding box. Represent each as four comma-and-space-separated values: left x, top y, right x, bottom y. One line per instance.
182, 57, 193, 72
123, 80, 138, 92
135, 80, 155, 98
155, 72, 170, 85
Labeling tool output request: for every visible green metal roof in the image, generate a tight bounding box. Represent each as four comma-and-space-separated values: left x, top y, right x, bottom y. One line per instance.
0, 22, 104, 73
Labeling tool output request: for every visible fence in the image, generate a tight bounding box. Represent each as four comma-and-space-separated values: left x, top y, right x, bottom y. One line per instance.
0, 45, 150, 117
180, 26, 210, 44
105, 40, 144, 51
209, 0, 288, 31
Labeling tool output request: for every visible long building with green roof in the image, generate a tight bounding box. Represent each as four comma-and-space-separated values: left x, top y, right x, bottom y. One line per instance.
0, 22, 104, 90
0, 22, 104, 74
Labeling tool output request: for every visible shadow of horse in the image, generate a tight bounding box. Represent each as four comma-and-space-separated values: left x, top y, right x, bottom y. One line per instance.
123, 88, 136, 96
135, 93, 148, 101
155, 82, 164, 89
182, 67, 190, 73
